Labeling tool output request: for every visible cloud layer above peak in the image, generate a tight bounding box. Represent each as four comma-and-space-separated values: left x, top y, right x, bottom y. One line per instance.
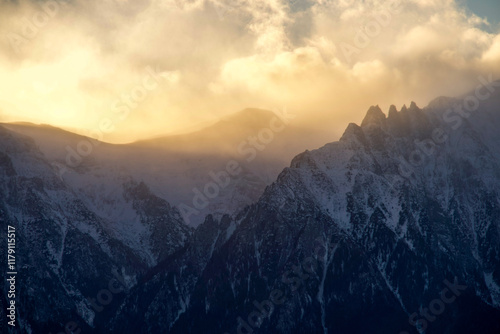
0, 0, 499, 142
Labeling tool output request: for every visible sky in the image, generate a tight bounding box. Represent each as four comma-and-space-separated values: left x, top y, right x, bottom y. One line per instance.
0, 0, 499, 143
464, 0, 500, 28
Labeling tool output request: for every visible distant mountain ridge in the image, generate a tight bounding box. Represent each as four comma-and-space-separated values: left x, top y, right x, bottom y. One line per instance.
1, 107, 314, 226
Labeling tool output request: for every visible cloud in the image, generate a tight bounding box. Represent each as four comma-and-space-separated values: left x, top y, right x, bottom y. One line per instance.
0, 0, 499, 143
483, 34, 500, 62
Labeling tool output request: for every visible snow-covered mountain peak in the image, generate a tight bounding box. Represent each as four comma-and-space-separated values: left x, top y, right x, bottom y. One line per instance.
361, 105, 386, 127
388, 104, 398, 118
409, 101, 419, 111
339, 122, 368, 147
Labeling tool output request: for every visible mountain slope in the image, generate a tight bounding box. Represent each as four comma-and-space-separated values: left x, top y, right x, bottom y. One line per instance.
0, 125, 192, 333
108, 88, 500, 333
2, 108, 315, 226
2, 85, 500, 333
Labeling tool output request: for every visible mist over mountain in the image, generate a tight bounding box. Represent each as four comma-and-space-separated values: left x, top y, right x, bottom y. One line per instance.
1, 84, 500, 333
2, 108, 322, 227
3, 0, 500, 332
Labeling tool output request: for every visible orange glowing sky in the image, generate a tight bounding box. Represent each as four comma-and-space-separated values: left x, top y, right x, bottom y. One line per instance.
0, 0, 499, 143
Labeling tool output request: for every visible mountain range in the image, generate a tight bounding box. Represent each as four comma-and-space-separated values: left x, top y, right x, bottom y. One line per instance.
1, 83, 500, 333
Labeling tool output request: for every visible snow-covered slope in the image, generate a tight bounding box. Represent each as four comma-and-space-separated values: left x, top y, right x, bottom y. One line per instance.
2, 108, 315, 226
0, 125, 191, 333
2, 85, 500, 333
109, 86, 500, 333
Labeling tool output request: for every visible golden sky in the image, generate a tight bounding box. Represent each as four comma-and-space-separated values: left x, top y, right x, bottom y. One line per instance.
0, 0, 499, 143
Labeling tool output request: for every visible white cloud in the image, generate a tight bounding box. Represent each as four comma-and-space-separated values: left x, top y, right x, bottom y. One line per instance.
483, 35, 500, 62
0, 0, 499, 142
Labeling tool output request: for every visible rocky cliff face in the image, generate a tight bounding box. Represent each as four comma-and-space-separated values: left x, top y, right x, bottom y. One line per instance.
2, 87, 500, 333
109, 91, 500, 334
0, 126, 191, 333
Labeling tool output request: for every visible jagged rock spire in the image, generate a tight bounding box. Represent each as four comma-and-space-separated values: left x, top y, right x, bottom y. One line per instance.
409, 101, 419, 110
361, 105, 386, 127
388, 105, 398, 118
340, 123, 367, 145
